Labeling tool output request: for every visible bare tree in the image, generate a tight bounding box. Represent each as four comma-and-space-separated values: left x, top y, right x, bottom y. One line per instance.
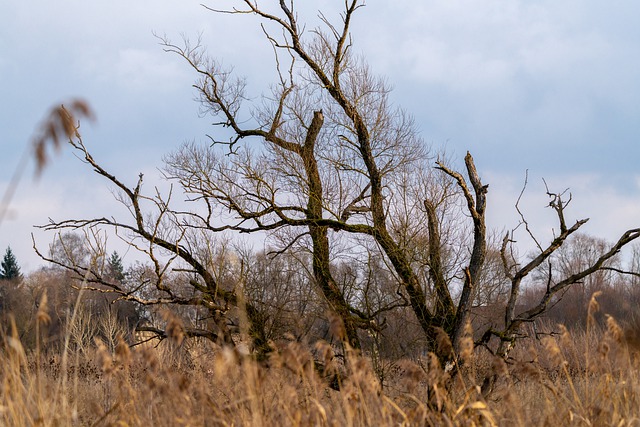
156, 1, 480, 360
38, 2, 640, 376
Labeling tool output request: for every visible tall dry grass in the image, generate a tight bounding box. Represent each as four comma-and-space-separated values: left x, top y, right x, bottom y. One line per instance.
2, 293, 640, 426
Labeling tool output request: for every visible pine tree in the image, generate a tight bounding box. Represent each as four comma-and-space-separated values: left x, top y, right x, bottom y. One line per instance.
0, 247, 22, 281
107, 251, 125, 283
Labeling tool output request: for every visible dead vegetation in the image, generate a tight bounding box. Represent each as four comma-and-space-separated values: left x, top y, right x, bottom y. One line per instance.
2, 293, 640, 426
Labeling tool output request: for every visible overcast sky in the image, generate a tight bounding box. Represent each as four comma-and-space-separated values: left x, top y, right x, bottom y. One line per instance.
2, 1, 640, 271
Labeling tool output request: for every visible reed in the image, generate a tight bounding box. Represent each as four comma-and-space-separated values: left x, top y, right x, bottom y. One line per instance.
2, 296, 640, 426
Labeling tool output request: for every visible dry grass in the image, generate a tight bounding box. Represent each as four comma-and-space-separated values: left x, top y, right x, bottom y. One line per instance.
3, 309, 640, 426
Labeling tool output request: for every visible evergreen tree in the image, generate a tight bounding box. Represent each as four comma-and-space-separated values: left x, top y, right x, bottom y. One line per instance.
107, 250, 125, 283
0, 246, 22, 281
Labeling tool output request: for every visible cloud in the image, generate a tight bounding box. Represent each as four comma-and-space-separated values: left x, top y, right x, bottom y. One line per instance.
2, 1, 640, 271
348, 1, 640, 174
75, 47, 186, 93
0, 179, 107, 272
360, 1, 619, 87
0, 155, 170, 273
484, 169, 640, 258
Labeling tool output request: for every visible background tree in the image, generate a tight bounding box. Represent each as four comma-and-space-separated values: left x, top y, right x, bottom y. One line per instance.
0, 246, 22, 282
106, 251, 125, 283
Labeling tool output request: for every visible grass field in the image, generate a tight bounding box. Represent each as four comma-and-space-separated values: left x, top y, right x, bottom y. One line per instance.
2, 306, 640, 427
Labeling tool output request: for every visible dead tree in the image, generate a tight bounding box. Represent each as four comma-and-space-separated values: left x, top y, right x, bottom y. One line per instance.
38, 2, 640, 370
